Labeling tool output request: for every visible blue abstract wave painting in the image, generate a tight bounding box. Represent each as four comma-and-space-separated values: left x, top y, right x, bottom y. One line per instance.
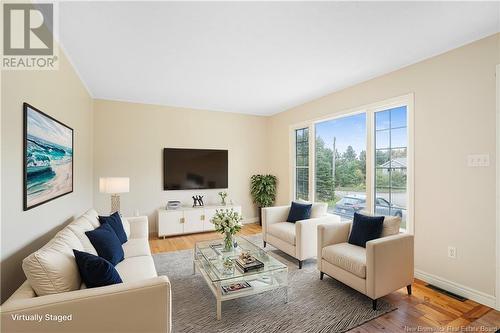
25, 104, 73, 209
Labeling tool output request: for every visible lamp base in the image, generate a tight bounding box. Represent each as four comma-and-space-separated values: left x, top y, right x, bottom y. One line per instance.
110, 194, 121, 214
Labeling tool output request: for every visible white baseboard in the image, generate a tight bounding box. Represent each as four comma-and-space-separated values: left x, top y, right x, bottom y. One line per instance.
243, 217, 259, 224
415, 269, 496, 308
497, 266, 500, 311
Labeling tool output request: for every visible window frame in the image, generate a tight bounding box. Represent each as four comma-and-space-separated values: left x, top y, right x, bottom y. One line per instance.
289, 93, 414, 234
370, 97, 414, 233
290, 123, 313, 201
294, 127, 310, 201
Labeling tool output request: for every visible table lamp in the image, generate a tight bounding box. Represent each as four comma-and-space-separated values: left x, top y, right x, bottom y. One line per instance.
99, 177, 129, 213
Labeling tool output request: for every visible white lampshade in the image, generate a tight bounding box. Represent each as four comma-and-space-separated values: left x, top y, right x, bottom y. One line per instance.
99, 177, 130, 194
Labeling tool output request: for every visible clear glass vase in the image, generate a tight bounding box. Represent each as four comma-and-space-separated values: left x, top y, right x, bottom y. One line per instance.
223, 232, 234, 252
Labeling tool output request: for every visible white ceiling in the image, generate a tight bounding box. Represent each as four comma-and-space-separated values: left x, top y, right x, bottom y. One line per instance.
59, 2, 499, 116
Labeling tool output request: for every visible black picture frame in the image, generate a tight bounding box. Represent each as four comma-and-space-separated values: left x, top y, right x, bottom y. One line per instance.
23, 102, 74, 211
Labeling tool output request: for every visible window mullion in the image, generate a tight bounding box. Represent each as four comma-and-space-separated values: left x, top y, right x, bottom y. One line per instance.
366, 110, 375, 214
294, 127, 311, 201
389, 110, 392, 216
309, 123, 315, 203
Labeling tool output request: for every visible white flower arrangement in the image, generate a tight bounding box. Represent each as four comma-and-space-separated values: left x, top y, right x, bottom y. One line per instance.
211, 208, 243, 236
218, 191, 228, 205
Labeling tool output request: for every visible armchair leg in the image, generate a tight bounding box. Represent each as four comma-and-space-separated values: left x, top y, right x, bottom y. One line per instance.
372, 299, 377, 310
263, 241, 266, 248
298, 260, 303, 269
320, 272, 324, 280
407, 285, 412, 295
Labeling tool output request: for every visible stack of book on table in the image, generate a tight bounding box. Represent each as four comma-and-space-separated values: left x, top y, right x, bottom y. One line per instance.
235, 255, 264, 273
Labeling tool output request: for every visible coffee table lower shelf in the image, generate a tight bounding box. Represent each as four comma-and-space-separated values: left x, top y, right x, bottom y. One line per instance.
193, 260, 288, 320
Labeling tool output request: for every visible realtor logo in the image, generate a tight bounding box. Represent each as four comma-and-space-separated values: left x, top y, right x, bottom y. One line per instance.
2, 2, 58, 70
4, 3, 53, 55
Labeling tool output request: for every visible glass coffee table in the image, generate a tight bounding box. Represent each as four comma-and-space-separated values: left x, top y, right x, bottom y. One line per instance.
193, 236, 288, 320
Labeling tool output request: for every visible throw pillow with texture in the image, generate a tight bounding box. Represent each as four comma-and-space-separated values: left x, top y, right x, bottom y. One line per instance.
99, 212, 128, 244
348, 212, 384, 247
73, 249, 122, 288
286, 201, 312, 223
86, 223, 124, 265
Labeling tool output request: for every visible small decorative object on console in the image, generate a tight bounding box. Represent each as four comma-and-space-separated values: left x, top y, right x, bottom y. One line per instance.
218, 191, 228, 205
166, 200, 181, 210
211, 208, 243, 252
192, 195, 204, 207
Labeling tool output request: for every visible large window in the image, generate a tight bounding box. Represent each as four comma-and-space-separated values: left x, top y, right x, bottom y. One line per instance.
291, 95, 412, 231
374, 106, 408, 228
295, 127, 309, 200
315, 113, 366, 218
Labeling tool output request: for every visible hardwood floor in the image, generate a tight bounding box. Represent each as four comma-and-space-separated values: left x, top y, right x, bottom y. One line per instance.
348, 280, 498, 332
149, 223, 500, 332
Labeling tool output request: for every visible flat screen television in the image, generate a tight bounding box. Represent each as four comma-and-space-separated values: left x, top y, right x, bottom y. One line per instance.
163, 148, 228, 190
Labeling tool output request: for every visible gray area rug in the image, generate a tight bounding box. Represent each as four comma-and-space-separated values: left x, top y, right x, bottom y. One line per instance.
153, 234, 395, 333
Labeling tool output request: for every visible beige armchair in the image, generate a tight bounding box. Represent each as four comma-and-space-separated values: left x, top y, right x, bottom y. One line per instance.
317, 217, 413, 309
262, 203, 340, 268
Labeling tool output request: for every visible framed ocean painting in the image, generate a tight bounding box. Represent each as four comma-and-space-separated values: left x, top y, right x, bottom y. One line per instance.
23, 103, 73, 210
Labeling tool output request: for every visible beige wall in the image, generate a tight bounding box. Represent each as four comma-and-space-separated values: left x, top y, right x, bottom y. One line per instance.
269, 34, 499, 299
1, 51, 93, 302
92, 100, 269, 231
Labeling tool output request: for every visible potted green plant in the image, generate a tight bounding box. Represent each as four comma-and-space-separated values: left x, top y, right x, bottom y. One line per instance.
250, 174, 278, 225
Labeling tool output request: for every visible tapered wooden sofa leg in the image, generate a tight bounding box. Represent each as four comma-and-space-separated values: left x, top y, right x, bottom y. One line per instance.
407, 285, 412, 295
263, 241, 266, 248
372, 299, 377, 310
298, 260, 303, 269
320, 272, 324, 280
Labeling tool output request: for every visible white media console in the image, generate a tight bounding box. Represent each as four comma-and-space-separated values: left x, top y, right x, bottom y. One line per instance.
157, 204, 242, 238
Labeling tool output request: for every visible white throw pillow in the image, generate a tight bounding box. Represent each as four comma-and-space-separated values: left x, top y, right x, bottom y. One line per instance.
296, 200, 328, 218
360, 211, 401, 237
380, 215, 401, 237
121, 217, 131, 239
310, 203, 328, 218
22, 228, 83, 296
67, 217, 98, 255
82, 209, 100, 228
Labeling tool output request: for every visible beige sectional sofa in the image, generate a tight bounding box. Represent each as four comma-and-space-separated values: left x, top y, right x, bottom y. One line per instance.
1, 209, 171, 333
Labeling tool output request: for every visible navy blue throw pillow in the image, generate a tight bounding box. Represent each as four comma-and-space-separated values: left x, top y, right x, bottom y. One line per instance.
73, 249, 122, 288
286, 201, 313, 223
86, 223, 124, 265
348, 212, 385, 248
99, 212, 127, 244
